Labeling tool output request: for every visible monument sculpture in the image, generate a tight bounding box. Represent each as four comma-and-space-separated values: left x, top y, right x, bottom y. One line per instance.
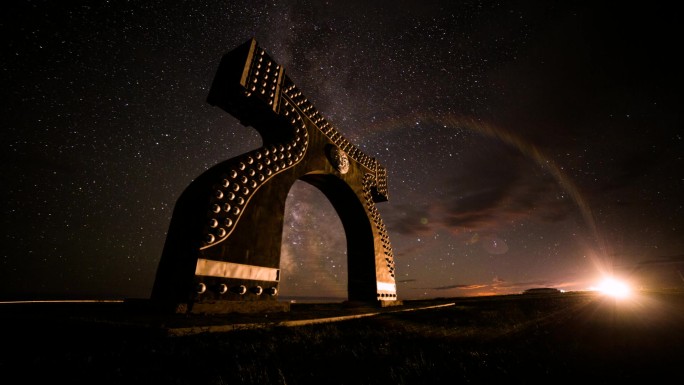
151, 38, 397, 313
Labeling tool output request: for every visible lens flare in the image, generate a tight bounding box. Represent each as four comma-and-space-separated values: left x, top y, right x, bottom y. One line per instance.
594, 277, 632, 299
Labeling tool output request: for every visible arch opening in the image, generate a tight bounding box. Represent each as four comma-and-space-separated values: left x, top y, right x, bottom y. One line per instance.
279, 180, 348, 302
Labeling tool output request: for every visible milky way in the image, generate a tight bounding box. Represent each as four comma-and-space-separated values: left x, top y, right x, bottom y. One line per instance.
2, 1, 682, 300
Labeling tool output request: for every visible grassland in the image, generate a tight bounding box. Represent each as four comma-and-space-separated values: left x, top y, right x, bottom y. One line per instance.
2, 291, 683, 384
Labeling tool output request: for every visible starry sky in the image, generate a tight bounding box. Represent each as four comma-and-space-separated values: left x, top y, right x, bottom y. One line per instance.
2, 1, 682, 301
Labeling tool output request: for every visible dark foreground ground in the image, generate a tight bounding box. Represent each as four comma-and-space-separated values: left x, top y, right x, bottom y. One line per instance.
2, 291, 683, 384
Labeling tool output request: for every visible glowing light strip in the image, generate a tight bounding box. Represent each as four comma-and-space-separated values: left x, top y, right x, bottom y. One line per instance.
195, 259, 280, 282
376, 281, 396, 292
0, 299, 124, 305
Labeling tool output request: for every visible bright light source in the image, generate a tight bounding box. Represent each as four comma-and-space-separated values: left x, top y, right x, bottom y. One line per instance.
595, 277, 632, 299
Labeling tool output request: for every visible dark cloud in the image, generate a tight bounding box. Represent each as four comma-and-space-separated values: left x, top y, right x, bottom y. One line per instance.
382, 202, 437, 236
627, 255, 684, 290
438, 143, 574, 233
431, 284, 487, 291
634, 255, 684, 268
384, 136, 576, 240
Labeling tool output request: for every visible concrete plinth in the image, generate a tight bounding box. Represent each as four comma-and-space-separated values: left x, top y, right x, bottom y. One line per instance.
189, 300, 290, 315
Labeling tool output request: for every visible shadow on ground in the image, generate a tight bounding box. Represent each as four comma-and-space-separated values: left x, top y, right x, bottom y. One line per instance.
1, 291, 682, 384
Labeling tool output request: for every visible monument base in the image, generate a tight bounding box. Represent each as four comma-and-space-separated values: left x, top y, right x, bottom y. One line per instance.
125, 298, 290, 315
190, 300, 291, 315
378, 299, 404, 308
342, 300, 404, 309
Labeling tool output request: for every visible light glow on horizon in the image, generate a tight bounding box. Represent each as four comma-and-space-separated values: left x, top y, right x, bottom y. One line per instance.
591, 277, 632, 299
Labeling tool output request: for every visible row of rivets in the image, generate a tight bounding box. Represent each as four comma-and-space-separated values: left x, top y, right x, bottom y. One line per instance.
282, 82, 366, 171
377, 293, 397, 299
196, 283, 278, 296
375, 164, 389, 199
203, 109, 309, 247
281, 75, 379, 173
362, 173, 395, 278
244, 46, 281, 107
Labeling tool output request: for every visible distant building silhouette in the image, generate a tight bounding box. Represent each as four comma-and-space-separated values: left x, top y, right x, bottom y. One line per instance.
522, 288, 562, 295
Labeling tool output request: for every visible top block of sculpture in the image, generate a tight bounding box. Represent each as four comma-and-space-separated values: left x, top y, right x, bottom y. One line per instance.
151, 38, 398, 313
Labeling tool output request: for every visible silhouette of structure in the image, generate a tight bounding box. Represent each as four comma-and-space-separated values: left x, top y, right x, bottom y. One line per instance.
151, 38, 397, 313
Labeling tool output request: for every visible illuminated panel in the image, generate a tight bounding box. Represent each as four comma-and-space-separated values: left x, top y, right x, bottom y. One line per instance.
376, 281, 396, 292
195, 258, 280, 282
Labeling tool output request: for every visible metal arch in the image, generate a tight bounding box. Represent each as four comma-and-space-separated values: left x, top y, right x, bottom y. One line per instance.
151, 38, 397, 313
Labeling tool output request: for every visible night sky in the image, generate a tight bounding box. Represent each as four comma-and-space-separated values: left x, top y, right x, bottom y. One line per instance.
2, 1, 682, 301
